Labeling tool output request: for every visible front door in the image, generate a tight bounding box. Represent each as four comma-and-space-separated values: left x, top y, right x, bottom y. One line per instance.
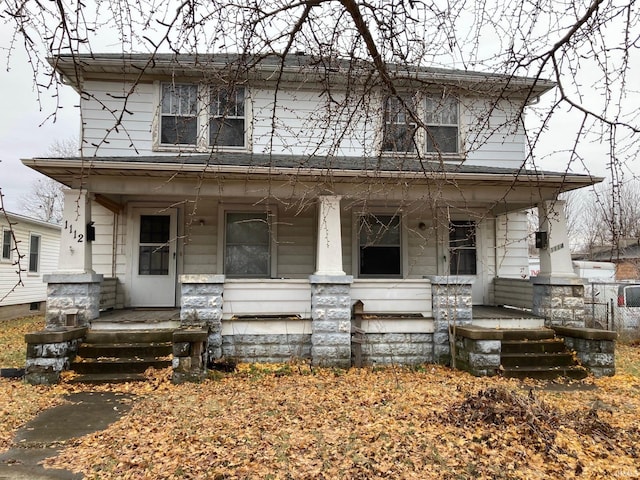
130, 208, 177, 307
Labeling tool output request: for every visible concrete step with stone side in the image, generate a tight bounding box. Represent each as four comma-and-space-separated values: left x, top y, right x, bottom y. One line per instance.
78, 342, 172, 359
501, 339, 567, 354
70, 329, 176, 384
499, 329, 556, 341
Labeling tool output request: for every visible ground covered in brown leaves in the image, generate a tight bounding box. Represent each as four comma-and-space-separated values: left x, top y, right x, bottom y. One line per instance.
2, 316, 640, 479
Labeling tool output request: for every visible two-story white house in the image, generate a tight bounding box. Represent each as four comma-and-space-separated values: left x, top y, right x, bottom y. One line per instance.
24, 53, 598, 368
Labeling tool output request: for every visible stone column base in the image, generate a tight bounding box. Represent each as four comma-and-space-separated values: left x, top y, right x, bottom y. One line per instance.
43, 273, 103, 329
532, 276, 586, 328
310, 275, 353, 368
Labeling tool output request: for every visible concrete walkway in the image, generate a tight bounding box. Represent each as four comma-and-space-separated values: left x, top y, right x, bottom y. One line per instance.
0, 391, 134, 480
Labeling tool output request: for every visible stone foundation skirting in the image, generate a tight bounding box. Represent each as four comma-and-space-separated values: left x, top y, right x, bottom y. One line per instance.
222, 334, 312, 363
360, 333, 433, 366
453, 328, 502, 377
43, 273, 103, 329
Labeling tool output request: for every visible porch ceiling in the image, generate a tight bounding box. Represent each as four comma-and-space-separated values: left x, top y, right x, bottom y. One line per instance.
23, 155, 601, 210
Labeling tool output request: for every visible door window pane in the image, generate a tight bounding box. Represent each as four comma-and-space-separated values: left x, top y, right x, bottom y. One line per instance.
138, 215, 171, 275
225, 212, 270, 277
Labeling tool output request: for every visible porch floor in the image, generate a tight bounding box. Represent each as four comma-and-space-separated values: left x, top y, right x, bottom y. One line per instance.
92, 308, 180, 330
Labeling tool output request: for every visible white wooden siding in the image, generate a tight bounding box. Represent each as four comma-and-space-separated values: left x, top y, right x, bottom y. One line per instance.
0, 215, 60, 307
183, 199, 218, 275
79, 79, 526, 170
222, 279, 312, 319
276, 207, 315, 278
406, 215, 438, 278
494, 211, 529, 278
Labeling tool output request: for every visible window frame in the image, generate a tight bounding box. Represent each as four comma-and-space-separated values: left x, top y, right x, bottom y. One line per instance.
424, 93, 460, 155
159, 83, 199, 146
209, 86, 246, 148
449, 221, 477, 276
381, 94, 418, 154
28, 233, 41, 274
355, 212, 404, 278
379, 91, 461, 157
1, 227, 12, 262
218, 206, 277, 279
156, 82, 248, 151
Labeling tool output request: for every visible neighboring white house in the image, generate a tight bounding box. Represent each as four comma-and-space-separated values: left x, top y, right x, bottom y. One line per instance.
22, 54, 600, 366
0, 212, 60, 320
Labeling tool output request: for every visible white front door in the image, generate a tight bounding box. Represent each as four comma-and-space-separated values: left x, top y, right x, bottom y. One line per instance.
449, 220, 485, 305
130, 208, 177, 307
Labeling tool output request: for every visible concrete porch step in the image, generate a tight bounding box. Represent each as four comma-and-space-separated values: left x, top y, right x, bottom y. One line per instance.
78, 342, 172, 358
501, 339, 566, 354
501, 365, 589, 380
501, 352, 575, 368
67, 373, 149, 384
85, 329, 175, 344
72, 357, 172, 375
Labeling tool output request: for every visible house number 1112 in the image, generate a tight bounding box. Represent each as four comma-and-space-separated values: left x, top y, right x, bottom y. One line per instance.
64, 220, 84, 243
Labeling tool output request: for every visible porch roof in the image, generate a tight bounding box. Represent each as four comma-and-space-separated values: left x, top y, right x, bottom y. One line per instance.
23, 153, 602, 194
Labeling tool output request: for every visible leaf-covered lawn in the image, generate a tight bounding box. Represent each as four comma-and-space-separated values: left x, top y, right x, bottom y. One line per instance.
2, 314, 640, 479
47, 352, 640, 480
0, 315, 44, 367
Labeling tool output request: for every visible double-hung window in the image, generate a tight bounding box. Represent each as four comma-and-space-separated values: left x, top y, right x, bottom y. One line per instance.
425, 94, 459, 154
358, 214, 402, 277
210, 87, 245, 147
224, 212, 270, 277
382, 95, 417, 153
449, 221, 476, 275
28, 234, 40, 273
160, 84, 198, 145
1, 228, 12, 261
160, 83, 246, 148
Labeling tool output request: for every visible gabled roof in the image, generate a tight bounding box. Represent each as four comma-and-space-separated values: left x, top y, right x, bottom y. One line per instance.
50, 53, 555, 100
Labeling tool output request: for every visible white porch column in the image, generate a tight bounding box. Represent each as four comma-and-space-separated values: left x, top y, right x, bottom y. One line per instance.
315, 195, 345, 276
58, 188, 94, 274
43, 188, 102, 329
537, 200, 575, 278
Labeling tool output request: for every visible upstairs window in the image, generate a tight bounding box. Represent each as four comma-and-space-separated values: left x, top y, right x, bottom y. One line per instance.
1, 228, 11, 260
382, 95, 416, 153
425, 95, 459, 154
28, 234, 40, 273
210, 87, 245, 147
358, 214, 402, 277
160, 84, 198, 145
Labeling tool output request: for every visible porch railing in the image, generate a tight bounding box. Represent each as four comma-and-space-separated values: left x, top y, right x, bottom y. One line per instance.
493, 277, 533, 310
351, 279, 432, 317
222, 279, 312, 319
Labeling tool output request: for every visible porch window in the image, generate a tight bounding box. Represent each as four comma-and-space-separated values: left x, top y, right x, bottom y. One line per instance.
1, 228, 11, 260
138, 215, 170, 275
425, 94, 459, 154
449, 221, 476, 275
382, 95, 416, 153
358, 214, 401, 277
28, 234, 40, 273
225, 212, 270, 277
210, 87, 245, 147
160, 84, 198, 145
